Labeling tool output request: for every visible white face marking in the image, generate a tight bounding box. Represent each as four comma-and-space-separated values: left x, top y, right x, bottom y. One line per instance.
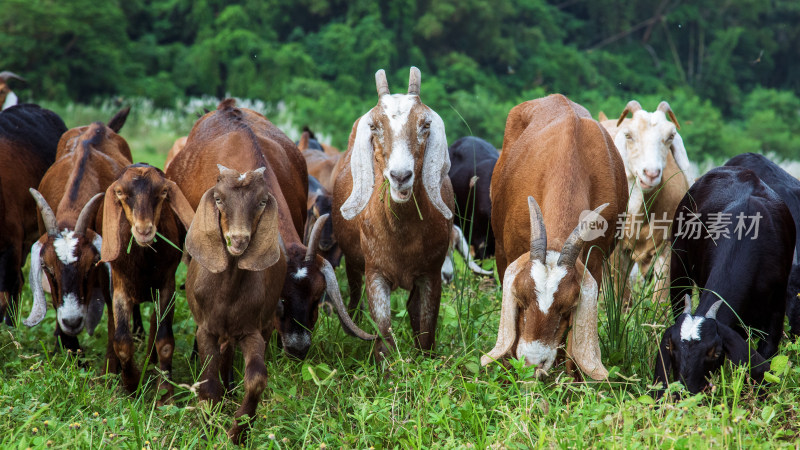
620, 110, 676, 190
57, 292, 84, 333
516, 339, 557, 371
282, 332, 311, 350
680, 315, 705, 341
293, 267, 308, 280
380, 94, 418, 200
53, 230, 79, 265
530, 251, 569, 314
238, 173, 246, 181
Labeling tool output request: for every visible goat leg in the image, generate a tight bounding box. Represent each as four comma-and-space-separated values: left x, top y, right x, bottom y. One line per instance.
152, 283, 176, 406
112, 291, 141, 393
103, 295, 120, 374
345, 262, 364, 319
196, 327, 223, 404
228, 332, 268, 445
366, 271, 394, 362
408, 276, 441, 353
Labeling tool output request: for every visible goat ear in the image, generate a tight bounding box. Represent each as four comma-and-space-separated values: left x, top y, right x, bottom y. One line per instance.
481, 258, 524, 366
670, 133, 693, 184
23, 240, 47, 327
165, 180, 195, 230
340, 114, 375, 220
298, 131, 310, 151
185, 189, 228, 273
567, 260, 608, 380
598, 111, 608, 121
108, 106, 131, 133
613, 129, 629, 170
100, 182, 126, 263
422, 111, 453, 220
653, 331, 674, 391
719, 322, 768, 379
238, 193, 281, 271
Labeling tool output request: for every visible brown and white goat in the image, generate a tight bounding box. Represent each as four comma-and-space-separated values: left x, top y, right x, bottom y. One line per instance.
24, 109, 131, 364
0, 104, 65, 326
332, 67, 454, 360
481, 94, 628, 380
167, 100, 372, 361
0, 71, 25, 110
100, 163, 194, 402
600, 101, 691, 301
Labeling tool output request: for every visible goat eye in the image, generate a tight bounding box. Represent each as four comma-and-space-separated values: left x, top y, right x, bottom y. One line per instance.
259, 199, 267, 207
624, 133, 632, 140
422, 122, 431, 130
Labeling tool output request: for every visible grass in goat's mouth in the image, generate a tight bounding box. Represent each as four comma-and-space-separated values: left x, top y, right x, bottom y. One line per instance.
379, 178, 423, 221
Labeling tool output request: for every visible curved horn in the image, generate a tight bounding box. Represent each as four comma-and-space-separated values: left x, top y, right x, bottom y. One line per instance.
616, 100, 643, 127
657, 101, 681, 130
23, 241, 47, 327
319, 259, 376, 340
375, 69, 389, 97
705, 299, 725, 320
683, 294, 692, 315
74, 193, 104, 236
557, 203, 609, 268
29, 188, 58, 236
408, 66, 421, 96
305, 213, 329, 262
528, 196, 547, 263
0, 71, 26, 82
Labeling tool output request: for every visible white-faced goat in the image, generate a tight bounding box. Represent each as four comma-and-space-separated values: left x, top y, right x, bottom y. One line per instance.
482, 94, 628, 381
654, 166, 795, 394
332, 67, 454, 360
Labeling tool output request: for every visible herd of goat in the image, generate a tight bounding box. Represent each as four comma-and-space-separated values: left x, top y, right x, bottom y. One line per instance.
1, 68, 800, 443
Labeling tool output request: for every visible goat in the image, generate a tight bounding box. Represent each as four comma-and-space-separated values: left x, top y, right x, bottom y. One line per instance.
23, 109, 131, 361
0, 71, 25, 110
724, 152, 800, 336
654, 166, 794, 394
447, 136, 499, 259
100, 163, 194, 402
0, 104, 66, 325
305, 175, 342, 267
299, 130, 345, 192
481, 94, 628, 380
600, 101, 692, 302
332, 67, 454, 361
297, 127, 341, 156
166, 99, 372, 361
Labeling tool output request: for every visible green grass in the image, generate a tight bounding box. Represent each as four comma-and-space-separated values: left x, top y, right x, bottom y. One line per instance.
3, 100, 800, 448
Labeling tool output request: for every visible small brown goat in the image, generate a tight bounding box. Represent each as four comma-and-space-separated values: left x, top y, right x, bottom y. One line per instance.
25, 109, 131, 365
482, 94, 628, 380
100, 163, 194, 403
332, 67, 454, 361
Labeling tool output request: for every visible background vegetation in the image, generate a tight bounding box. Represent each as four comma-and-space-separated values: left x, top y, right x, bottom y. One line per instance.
3, 0, 800, 160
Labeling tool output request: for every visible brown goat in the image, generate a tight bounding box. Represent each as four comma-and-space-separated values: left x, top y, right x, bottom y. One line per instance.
332, 67, 454, 361
481, 94, 628, 380
300, 131, 345, 193
24, 108, 131, 365
168, 100, 372, 361
100, 163, 194, 403
0, 104, 66, 325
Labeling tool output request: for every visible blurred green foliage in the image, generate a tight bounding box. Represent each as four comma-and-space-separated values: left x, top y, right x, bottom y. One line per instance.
2, 0, 799, 159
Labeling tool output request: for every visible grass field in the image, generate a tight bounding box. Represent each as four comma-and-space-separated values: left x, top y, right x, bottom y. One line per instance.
2, 100, 800, 448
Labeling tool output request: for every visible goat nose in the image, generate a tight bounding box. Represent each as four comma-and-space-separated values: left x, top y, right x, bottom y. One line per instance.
62, 316, 83, 330
229, 234, 250, 249
644, 168, 661, 179
135, 224, 154, 236
390, 170, 412, 184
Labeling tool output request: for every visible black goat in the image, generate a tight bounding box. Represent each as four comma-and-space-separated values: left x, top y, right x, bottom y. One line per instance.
725, 153, 800, 335
447, 136, 498, 259
654, 166, 795, 394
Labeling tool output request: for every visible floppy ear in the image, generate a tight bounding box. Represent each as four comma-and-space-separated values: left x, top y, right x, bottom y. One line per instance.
340, 114, 375, 220
23, 240, 47, 327
422, 111, 453, 220
238, 193, 281, 271
670, 133, 693, 184
185, 189, 228, 273
719, 322, 768, 380
653, 331, 674, 390
481, 258, 524, 366
165, 180, 195, 229
100, 182, 126, 263
567, 260, 608, 380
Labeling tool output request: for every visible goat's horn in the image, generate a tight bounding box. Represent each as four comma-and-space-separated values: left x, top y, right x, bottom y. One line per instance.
29, 188, 58, 237
557, 203, 609, 268
320, 259, 377, 341
705, 300, 725, 320
657, 101, 681, 130
305, 213, 328, 262
616, 100, 643, 127
375, 69, 389, 97
75, 193, 104, 236
528, 196, 547, 263
683, 294, 692, 315
408, 66, 421, 96
0, 71, 26, 82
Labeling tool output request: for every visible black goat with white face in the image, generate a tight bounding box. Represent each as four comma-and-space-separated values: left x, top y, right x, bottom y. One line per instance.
655, 166, 795, 394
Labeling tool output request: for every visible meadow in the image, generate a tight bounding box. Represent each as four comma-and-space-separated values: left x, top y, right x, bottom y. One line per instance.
2, 100, 800, 449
